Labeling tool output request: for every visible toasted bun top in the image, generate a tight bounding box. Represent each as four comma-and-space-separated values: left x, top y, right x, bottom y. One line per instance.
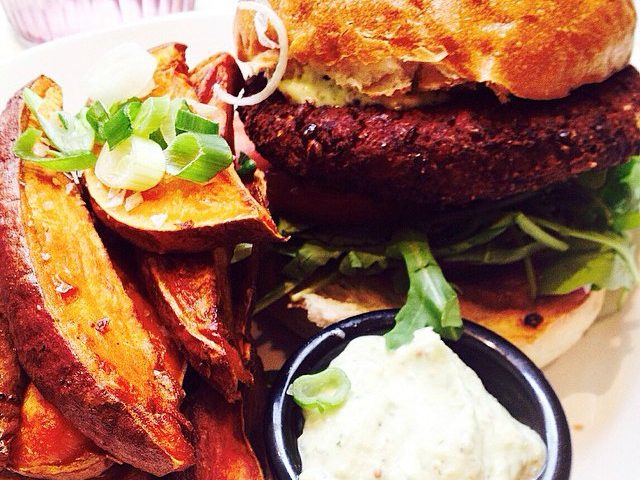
235, 0, 636, 100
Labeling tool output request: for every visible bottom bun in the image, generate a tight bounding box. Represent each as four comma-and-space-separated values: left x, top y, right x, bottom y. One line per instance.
273, 271, 605, 368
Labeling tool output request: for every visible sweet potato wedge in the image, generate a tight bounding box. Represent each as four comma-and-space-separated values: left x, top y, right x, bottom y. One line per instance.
6, 249, 186, 480
8, 383, 112, 480
0, 77, 193, 476
0, 315, 23, 469
93, 464, 155, 480
139, 250, 251, 402
172, 386, 264, 480
83, 44, 282, 254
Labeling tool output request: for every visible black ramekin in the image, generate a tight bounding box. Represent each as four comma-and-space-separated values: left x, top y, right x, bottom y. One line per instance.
266, 309, 571, 480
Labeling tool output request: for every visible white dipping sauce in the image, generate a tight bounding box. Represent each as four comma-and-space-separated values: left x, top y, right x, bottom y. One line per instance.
298, 328, 546, 480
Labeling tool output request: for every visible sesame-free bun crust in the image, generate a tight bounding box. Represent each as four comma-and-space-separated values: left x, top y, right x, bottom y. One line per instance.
274, 273, 605, 368
236, 0, 636, 100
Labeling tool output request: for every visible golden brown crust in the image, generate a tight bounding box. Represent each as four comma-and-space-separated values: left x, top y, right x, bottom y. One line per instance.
172, 386, 264, 480
8, 383, 112, 480
0, 77, 194, 476
0, 315, 23, 470
138, 250, 251, 402
236, 0, 636, 99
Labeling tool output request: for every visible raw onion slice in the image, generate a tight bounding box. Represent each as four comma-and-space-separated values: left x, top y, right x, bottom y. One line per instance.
83, 43, 158, 108
215, 1, 288, 106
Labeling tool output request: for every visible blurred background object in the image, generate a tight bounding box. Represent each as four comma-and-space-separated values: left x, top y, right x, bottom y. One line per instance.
0, 0, 197, 43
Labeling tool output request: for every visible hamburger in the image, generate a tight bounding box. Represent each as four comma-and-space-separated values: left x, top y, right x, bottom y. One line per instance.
231, 0, 640, 366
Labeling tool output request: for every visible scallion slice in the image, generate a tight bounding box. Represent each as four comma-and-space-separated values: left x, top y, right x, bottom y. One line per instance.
94, 136, 166, 191
13, 128, 96, 171
160, 99, 189, 144
22, 88, 95, 153
132, 96, 170, 137
165, 132, 232, 183
287, 367, 351, 413
103, 100, 141, 149
86, 101, 109, 143
236, 152, 257, 178
174, 108, 219, 134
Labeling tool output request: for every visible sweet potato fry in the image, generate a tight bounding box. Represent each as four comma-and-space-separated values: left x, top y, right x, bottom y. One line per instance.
6, 247, 185, 480
0, 315, 23, 470
83, 44, 282, 254
8, 383, 112, 480
0, 77, 193, 476
139, 250, 251, 401
172, 386, 264, 480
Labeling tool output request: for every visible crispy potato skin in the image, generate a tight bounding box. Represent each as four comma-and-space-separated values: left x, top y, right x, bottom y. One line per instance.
8, 383, 112, 480
172, 386, 264, 480
139, 251, 250, 401
84, 45, 282, 254
0, 77, 193, 476
0, 315, 23, 469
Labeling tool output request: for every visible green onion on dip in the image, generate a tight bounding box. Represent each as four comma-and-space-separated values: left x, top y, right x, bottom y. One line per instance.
290, 327, 546, 480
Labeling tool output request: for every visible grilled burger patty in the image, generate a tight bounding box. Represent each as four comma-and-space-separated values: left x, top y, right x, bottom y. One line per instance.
239, 66, 640, 206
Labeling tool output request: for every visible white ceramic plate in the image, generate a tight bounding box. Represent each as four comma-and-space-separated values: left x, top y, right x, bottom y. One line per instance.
1, 6, 638, 479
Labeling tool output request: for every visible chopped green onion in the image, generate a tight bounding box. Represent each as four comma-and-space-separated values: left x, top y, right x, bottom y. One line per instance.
22, 88, 95, 154
160, 99, 189, 144
287, 367, 351, 413
86, 101, 109, 143
132, 96, 170, 137
13, 128, 96, 171
149, 129, 168, 149
103, 100, 141, 149
236, 152, 257, 178
57, 112, 69, 129
94, 136, 166, 191
174, 108, 219, 134
165, 132, 232, 183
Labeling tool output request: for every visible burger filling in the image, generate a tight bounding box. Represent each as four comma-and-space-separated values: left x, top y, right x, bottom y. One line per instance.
241, 59, 640, 347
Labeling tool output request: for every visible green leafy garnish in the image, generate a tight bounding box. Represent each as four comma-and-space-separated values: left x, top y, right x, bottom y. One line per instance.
22, 88, 95, 154
103, 99, 141, 149
260, 157, 640, 347
236, 152, 257, 179
85, 101, 109, 143
165, 132, 233, 182
287, 367, 351, 413
13, 128, 96, 171
174, 108, 219, 134
384, 234, 462, 348
132, 96, 171, 137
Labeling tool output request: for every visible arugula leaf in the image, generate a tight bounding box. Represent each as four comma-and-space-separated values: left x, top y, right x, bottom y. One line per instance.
385, 234, 462, 349
441, 242, 546, 265
530, 217, 640, 283
339, 251, 388, 276
434, 213, 516, 256
600, 156, 640, 232
281, 243, 342, 282
538, 250, 636, 295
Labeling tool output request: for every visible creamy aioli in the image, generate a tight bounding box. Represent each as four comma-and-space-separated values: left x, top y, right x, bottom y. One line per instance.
297, 328, 546, 480
278, 66, 450, 110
